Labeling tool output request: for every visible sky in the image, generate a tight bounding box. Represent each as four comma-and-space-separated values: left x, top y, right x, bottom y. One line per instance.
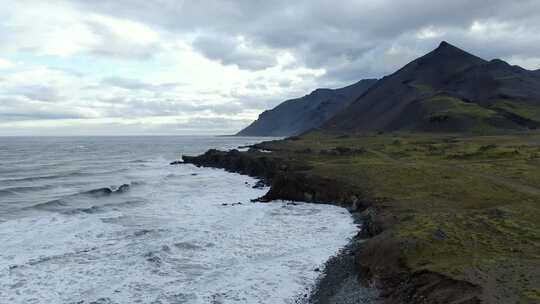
1, 0, 540, 136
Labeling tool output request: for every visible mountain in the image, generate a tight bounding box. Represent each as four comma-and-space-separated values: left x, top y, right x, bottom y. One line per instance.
236, 79, 377, 136
324, 41, 540, 133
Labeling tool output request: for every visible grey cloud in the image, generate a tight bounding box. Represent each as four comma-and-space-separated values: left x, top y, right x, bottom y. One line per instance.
72, 0, 540, 80
0, 97, 87, 121
173, 117, 252, 131
192, 34, 277, 70
95, 95, 246, 118
7, 85, 62, 102
277, 80, 291, 88
84, 20, 162, 60
102, 77, 181, 92
0, 111, 82, 121
48, 67, 85, 78
0, 117, 253, 136
245, 83, 268, 91
0, 2, 162, 61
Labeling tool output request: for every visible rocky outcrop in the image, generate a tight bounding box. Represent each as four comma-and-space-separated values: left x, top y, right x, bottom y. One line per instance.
182, 149, 368, 210
182, 149, 281, 184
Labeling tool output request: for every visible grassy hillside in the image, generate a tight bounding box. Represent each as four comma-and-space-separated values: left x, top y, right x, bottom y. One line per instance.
255, 131, 540, 303
405, 95, 540, 133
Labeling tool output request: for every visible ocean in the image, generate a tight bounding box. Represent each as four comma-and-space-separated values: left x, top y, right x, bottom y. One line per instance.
0, 136, 359, 304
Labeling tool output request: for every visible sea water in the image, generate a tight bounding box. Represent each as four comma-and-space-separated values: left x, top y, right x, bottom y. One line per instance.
0, 136, 359, 304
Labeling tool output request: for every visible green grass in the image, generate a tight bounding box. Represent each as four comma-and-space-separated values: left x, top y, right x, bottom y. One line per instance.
424, 95, 497, 118
259, 131, 540, 303
414, 95, 510, 133
410, 83, 435, 94
492, 100, 540, 122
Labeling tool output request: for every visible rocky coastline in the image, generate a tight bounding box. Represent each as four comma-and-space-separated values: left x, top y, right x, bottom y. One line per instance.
181, 148, 482, 304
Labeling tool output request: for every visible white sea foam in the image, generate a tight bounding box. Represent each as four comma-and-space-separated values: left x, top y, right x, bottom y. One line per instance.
0, 165, 358, 304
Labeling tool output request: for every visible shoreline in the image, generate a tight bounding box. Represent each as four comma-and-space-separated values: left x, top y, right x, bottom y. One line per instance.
306, 212, 380, 304
180, 149, 383, 303
180, 146, 484, 304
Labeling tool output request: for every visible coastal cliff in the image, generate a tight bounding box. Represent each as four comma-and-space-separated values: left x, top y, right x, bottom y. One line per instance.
182, 143, 486, 304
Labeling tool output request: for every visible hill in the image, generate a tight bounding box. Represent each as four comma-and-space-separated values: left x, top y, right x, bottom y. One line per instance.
324, 42, 540, 133
236, 79, 377, 136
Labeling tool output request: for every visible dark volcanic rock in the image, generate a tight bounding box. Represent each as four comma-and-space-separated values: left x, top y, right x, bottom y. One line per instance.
236, 79, 377, 137
85, 187, 113, 196
182, 149, 367, 210
116, 184, 130, 193
252, 180, 266, 189
182, 149, 280, 183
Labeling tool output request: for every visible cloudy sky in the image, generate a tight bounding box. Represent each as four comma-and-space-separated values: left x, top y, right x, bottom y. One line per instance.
1, 0, 540, 135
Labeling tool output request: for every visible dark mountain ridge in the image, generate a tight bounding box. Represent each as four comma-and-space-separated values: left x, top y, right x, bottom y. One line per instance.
236, 79, 377, 136
324, 41, 540, 133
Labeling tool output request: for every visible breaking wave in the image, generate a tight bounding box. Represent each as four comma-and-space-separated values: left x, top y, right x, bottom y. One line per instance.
26, 184, 132, 212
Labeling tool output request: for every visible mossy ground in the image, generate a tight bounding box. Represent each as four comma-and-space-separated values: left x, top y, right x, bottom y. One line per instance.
425, 95, 497, 118
258, 131, 540, 303
493, 100, 540, 122
402, 93, 540, 133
